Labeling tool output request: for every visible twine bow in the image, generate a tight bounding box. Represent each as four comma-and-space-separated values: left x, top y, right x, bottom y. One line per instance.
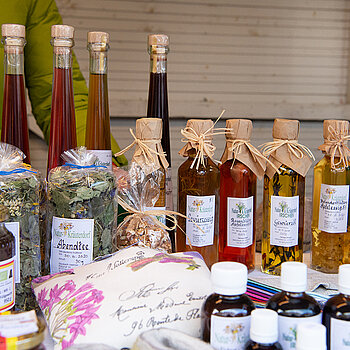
114, 129, 169, 169
324, 126, 350, 170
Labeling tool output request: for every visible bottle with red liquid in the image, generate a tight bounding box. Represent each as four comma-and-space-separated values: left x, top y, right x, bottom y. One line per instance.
47, 25, 77, 175
85, 31, 112, 170
1, 24, 30, 163
219, 119, 266, 271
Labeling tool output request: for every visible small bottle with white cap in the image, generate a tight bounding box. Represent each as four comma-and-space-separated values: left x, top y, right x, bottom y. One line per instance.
266, 262, 321, 350
295, 323, 326, 350
244, 309, 282, 349
323, 264, 350, 349
201, 261, 255, 350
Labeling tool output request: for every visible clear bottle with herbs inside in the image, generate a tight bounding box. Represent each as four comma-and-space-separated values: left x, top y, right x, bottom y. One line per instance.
177, 119, 219, 267
261, 119, 313, 275
1, 24, 30, 163
311, 120, 350, 273
266, 262, 321, 350
85, 31, 112, 170
201, 261, 255, 349
323, 264, 350, 349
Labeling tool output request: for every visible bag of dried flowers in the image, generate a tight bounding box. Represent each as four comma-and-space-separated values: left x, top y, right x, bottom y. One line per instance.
0, 143, 42, 310
45, 147, 117, 274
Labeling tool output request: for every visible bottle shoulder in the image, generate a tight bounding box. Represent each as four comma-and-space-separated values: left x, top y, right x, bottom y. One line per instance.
245, 340, 282, 349
323, 294, 350, 319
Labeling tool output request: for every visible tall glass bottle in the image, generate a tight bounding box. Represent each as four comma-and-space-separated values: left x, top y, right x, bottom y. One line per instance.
311, 120, 350, 273
1, 24, 30, 163
261, 119, 313, 275
85, 31, 112, 170
147, 34, 174, 248
219, 119, 265, 272
47, 25, 77, 175
177, 119, 219, 268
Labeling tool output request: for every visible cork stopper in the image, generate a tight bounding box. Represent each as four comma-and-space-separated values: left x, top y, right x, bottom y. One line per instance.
226, 119, 252, 141
0, 205, 9, 222
1, 24, 25, 38
88, 31, 109, 44
186, 119, 214, 140
51, 25, 74, 39
272, 118, 299, 140
323, 120, 349, 141
148, 34, 169, 46
136, 118, 162, 140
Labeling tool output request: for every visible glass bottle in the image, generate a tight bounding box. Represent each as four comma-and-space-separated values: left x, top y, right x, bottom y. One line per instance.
266, 262, 321, 350
311, 120, 350, 273
219, 119, 259, 272
1, 24, 30, 163
177, 119, 219, 268
323, 264, 350, 349
85, 31, 112, 170
244, 309, 282, 350
47, 25, 77, 175
147, 34, 174, 248
261, 119, 308, 275
0, 205, 15, 312
201, 262, 255, 349
296, 323, 326, 350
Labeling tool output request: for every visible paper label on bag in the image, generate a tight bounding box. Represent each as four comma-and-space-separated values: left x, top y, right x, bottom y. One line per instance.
210, 315, 250, 350
90, 150, 113, 170
144, 206, 166, 225
331, 317, 350, 349
278, 314, 322, 350
0, 257, 14, 312
270, 195, 299, 247
4, 222, 19, 283
50, 217, 94, 274
186, 195, 215, 247
319, 184, 349, 233
227, 196, 253, 248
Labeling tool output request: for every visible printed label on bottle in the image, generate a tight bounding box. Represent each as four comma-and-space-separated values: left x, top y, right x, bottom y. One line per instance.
210, 314, 251, 350
165, 167, 174, 211
270, 195, 299, 247
90, 150, 112, 170
278, 314, 322, 350
318, 184, 349, 233
227, 196, 253, 248
0, 257, 15, 312
4, 222, 20, 283
50, 217, 94, 274
331, 317, 350, 349
0, 310, 38, 337
186, 195, 215, 247
144, 206, 166, 225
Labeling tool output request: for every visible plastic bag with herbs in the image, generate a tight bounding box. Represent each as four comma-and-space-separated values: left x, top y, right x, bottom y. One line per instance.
44, 147, 117, 274
113, 162, 172, 253
0, 143, 42, 310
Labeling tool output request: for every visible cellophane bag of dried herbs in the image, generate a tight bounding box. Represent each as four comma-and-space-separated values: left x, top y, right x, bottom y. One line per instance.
0, 143, 42, 310
45, 147, 117, 274
113, 162, 172, 253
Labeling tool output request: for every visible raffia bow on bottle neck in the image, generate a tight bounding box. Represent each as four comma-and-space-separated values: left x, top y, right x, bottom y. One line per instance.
319, 126, 350, 171
114, 129, 169, 174
260, 138, 315, 178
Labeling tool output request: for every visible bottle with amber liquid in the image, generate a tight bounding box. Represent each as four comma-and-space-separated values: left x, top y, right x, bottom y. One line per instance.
1, 24, 30, 163
177, 119, 219, 267
201, 262, 255, 349
311, 120, 350, 273
266, 262, 321, 350
47, 25, 77, 175
323, 264, 350, 349
261, 119, 313, 275
0, 205, 15, 312
85, 31, 112, 170
219, 119, 266, 272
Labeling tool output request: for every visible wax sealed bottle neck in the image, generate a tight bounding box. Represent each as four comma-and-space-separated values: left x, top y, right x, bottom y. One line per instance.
88, 42, 109, 74
51, 38, 73, 69
148, 45, 168, 74
2, 37, 25, 75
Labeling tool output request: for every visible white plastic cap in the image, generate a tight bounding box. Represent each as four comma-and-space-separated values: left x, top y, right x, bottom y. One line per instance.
338, 264, 350, 295
211, 262, 247, 295
296, 323, 326, 350
250, 309, 278, 344
281, 262, 307, 292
